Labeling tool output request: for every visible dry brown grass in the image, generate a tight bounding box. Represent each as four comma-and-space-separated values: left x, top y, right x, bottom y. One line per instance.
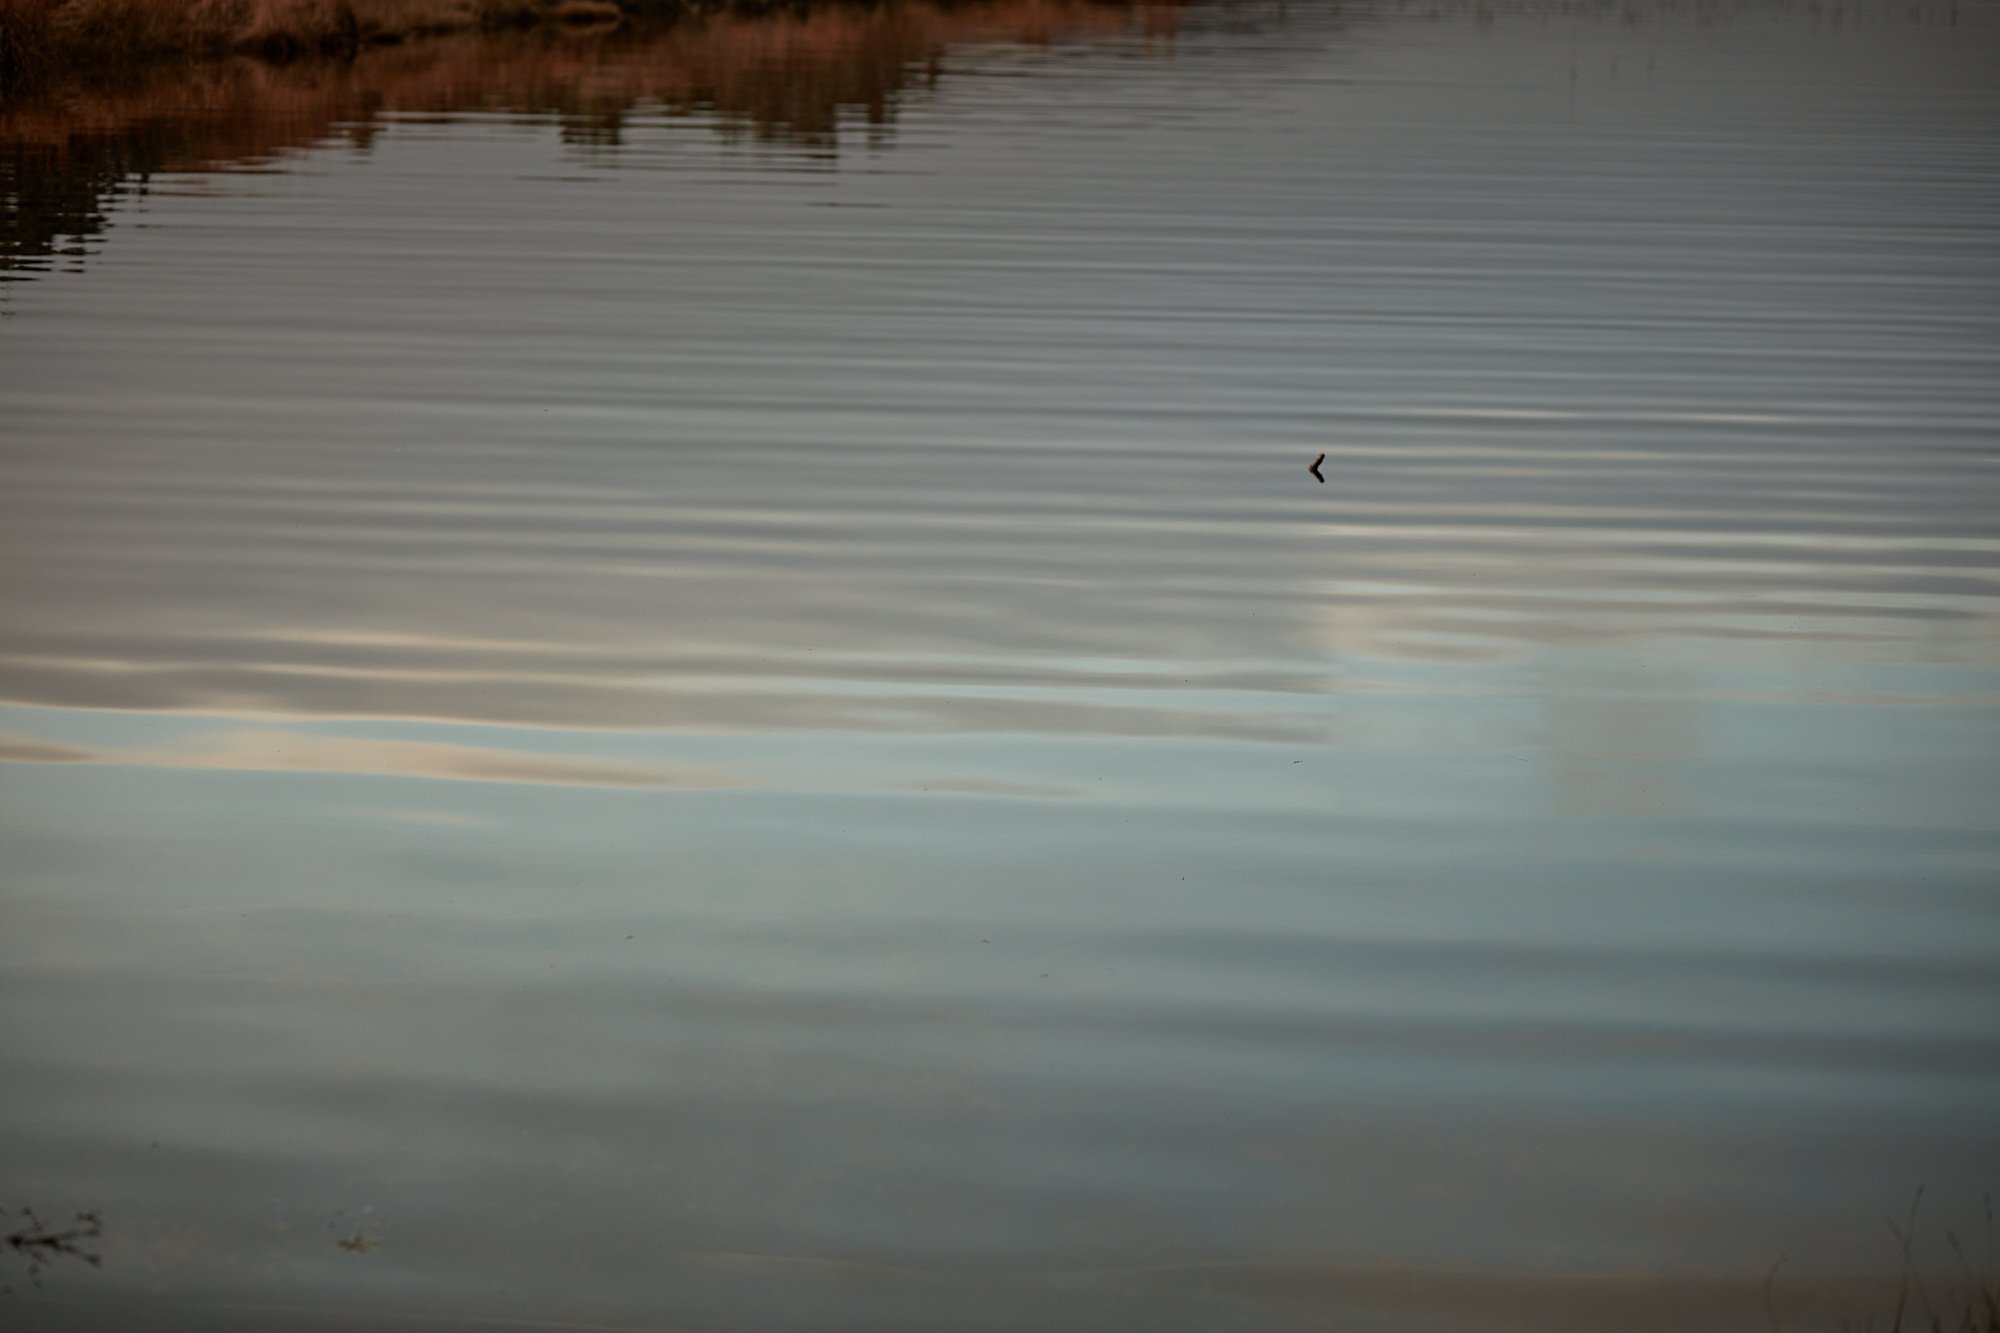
1, 0, 1179, 274
1, 0, 1179, 275
0, 0, 689, 80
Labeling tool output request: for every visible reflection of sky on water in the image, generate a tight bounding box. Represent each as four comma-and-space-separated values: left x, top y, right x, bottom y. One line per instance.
3, 0, 1999, 1328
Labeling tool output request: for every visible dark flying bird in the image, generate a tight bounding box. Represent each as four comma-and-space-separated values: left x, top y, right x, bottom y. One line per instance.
1308, 452, 1325, 483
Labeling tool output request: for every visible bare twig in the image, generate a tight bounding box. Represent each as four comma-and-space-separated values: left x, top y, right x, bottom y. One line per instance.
2, 1205, 104, 1292
1763, 1253, 1787, 1333
1886, 1186, 1925, 1333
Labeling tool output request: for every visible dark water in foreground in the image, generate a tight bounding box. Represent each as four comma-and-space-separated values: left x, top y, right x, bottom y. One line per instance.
3, 1, 1998, 1328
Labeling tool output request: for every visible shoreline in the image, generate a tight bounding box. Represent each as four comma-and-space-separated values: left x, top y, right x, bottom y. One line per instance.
0, 0, 913, 89
1, 0, 1178, 274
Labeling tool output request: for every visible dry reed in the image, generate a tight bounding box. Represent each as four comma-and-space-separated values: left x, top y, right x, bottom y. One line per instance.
0, 0, 752, 84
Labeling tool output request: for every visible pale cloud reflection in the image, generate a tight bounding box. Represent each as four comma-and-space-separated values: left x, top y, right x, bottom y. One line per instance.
4, 428, 1996, 748
0, 648, 1332, 743
346, 806, 496, 828
0, 727, 735, 790
1540, 661, 1697, 819
0, 733, 93, 763
906, 775, 1084, 799
1304, 521, 2000, 669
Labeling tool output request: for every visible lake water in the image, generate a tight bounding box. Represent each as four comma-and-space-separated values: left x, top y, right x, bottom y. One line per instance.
3, 1, 1998, 1328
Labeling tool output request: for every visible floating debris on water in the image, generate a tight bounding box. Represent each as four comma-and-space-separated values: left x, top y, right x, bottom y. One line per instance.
2, 1205, 103, 1293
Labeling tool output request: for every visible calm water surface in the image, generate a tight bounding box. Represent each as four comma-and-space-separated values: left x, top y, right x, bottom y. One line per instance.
3, 1, 1998, 1328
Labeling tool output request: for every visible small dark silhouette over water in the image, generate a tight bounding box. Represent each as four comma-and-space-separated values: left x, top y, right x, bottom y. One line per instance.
1308, 452, 1325, 483
2, 1205, 103, 1292
328, 1206, 383, 1255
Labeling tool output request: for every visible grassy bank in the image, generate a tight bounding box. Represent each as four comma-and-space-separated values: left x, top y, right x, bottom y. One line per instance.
1, 0, 1163, 149
0, 0, 728, 86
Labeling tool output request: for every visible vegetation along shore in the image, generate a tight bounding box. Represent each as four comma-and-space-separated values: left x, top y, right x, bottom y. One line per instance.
0, 0, 1033, 88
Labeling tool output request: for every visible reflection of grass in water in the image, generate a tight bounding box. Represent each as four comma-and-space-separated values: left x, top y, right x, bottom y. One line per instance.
1869, 1190, 2000, 1333
0, 0, 1177, 88
1, 1204, 103, 1293
0, 4, 1176, 159
1, 0, 1178, 269
1769, 1191, 2000, 1333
